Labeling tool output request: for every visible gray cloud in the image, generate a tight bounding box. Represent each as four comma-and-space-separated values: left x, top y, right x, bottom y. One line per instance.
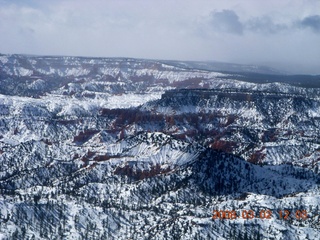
209, 10, 289, 35
245, 16, 288, 34
299, 15, 320, 33
210, 10, 243, 35
208, 10, 320, 35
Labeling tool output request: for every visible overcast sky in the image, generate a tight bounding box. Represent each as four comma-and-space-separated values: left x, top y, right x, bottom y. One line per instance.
1, 0, 320, 74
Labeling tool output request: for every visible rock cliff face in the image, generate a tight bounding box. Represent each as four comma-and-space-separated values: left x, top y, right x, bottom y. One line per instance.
1, 54, 320, 239
144, 88, 320, 168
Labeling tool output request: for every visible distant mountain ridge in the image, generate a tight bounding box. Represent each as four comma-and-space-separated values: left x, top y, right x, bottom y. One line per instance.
1, 53, 320, 99
159, 59, 286, 75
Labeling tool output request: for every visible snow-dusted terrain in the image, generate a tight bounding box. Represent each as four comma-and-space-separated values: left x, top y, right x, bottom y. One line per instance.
0, 53, 320, 239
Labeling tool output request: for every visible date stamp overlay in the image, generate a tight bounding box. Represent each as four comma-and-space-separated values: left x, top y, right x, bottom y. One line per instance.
212, 209, 308, 220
